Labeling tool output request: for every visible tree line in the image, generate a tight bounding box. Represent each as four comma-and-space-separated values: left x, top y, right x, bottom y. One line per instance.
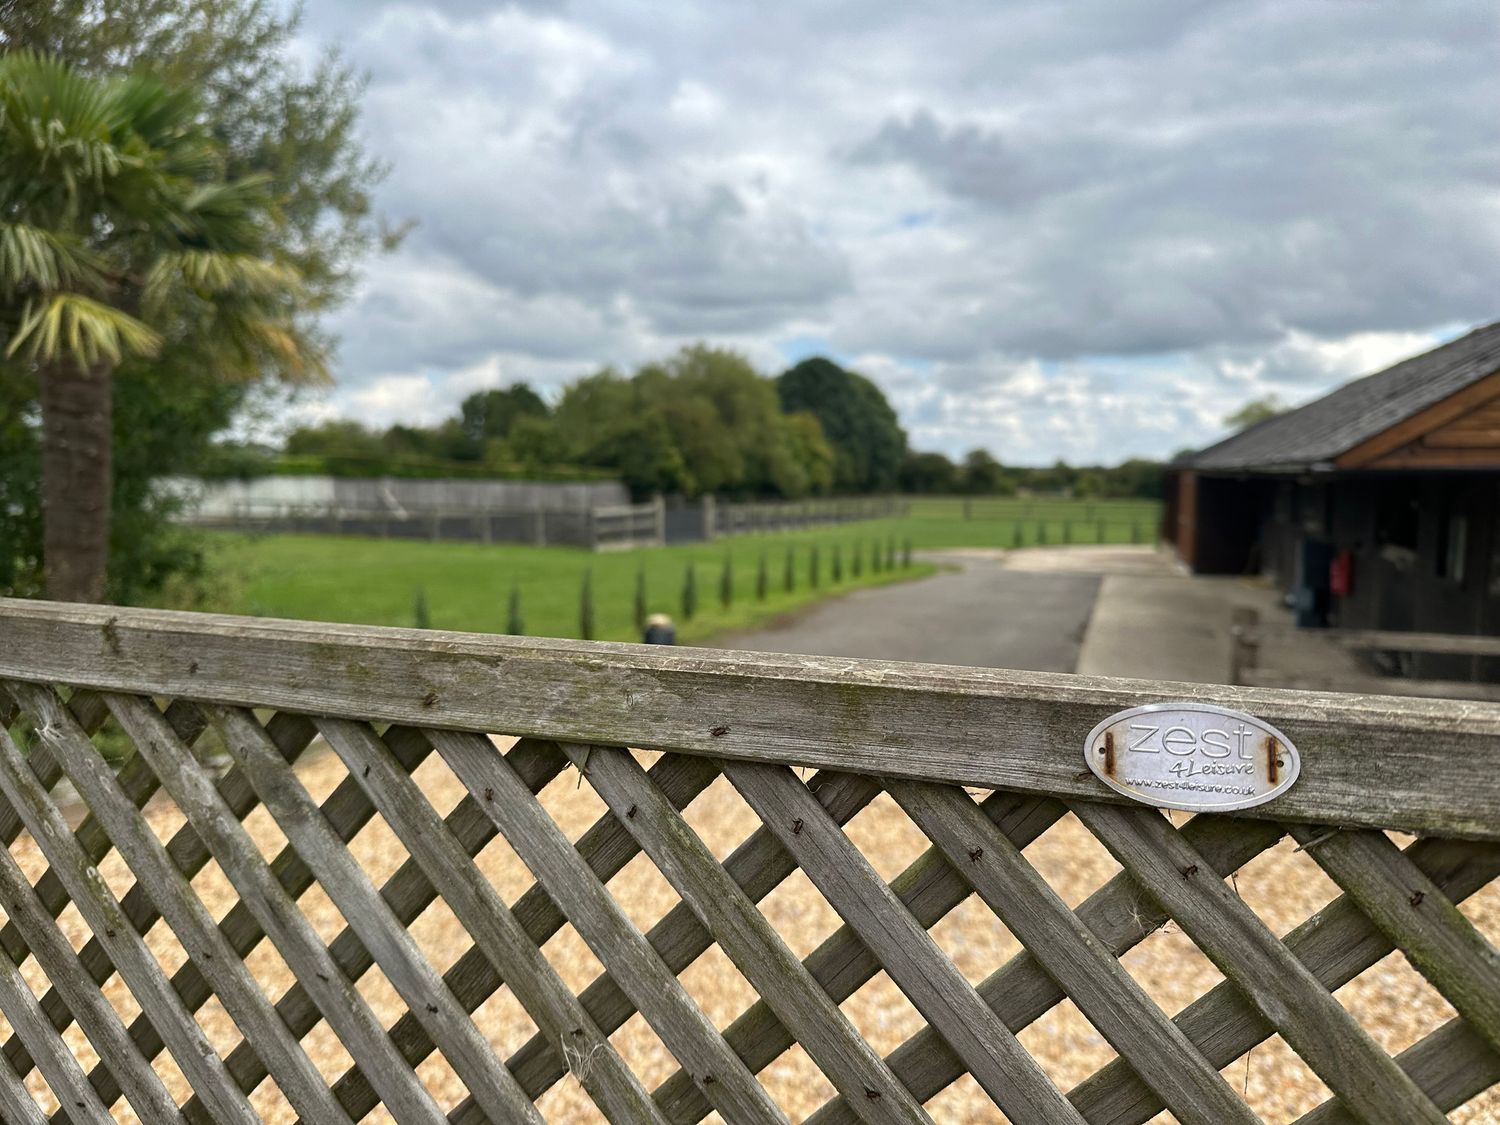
283, 348, 1167, 501
282, 349, 908, 499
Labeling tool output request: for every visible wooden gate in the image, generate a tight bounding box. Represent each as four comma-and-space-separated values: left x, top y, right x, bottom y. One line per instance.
0, 598, 1496, 1123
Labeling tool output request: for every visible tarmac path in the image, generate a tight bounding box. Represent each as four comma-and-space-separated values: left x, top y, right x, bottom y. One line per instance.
710, 553, 1100, 672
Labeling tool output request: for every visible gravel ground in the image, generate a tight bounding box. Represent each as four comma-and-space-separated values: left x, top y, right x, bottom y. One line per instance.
8, 741, 1499, 1124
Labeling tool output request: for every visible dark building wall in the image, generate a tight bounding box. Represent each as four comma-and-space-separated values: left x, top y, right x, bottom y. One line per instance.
1246, 472, 1500, 680
1171, 473, 1274, 574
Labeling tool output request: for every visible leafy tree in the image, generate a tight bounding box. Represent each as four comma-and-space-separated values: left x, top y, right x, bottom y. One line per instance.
460, 383, 549, 446
551, 346, 836, 499
0, 51, 322, 600
898, 451, 958, 493
502, 413, 568, 469
383, 420, 472, 462
286, 420, 385, 461
0, 2, 388, 601
777, 357, 906, 492
959, 449, 1008, 495
781, 412, 836, 496
1223, 395, 1285, 431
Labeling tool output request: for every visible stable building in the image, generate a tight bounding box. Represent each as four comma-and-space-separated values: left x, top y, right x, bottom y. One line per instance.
1166, 321, 1500, 676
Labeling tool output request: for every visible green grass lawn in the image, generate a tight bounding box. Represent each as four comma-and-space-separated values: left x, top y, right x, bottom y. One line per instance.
186, 495, 1160, 644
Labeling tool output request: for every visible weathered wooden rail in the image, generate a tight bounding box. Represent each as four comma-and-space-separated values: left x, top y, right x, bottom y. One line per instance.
1230, 607, 1500, 703
0, 597, 1496, 1122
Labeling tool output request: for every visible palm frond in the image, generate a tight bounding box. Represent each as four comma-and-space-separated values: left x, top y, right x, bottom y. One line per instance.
179, 176, 277, 253
206, 309, 330, 385
6, 293, 160, 366
0, 50, 125, 187
0, 223, 105, 293
144, 249, 301, 308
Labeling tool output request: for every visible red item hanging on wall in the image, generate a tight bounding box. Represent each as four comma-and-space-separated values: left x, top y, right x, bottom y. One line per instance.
1330, 549, 1354, 597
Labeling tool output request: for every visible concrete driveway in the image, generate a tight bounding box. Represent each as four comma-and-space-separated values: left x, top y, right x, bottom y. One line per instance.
711, 553, 1101, 672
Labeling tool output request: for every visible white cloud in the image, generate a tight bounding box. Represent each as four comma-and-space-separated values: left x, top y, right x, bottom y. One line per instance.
291, 0, 1500, 463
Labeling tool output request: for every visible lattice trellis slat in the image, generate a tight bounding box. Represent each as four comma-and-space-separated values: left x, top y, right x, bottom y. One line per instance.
0, 599, 1495, 1123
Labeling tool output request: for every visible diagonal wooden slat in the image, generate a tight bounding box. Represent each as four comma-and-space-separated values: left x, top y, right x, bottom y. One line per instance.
0, 688, 190, 967
1295, 1016, 1500, 1125
428, 727, 790, 1125
0, 686, 106, 856
0, 695, 218, 1101
104, 693, 448, 1125
725, 761, 1085, 1124
7, 681, 352, 1124
681, 789, 1070, 1125
806, 814, 1283, 1125
209, 705, 544, 1125
562, 744, 931, 1125
517, 766, 884, 1124
1288, 823, 1500, 1055
0, 820, 184, 1124
1069, 832, 1500, 1125
161, 712, 380, 1125
0, 1053, 51, 1125
1072, 800, 1448, 1125
330, 739, 690, 1123
177, 723, 435, 1125
888, 779, 1258, 1125
0, 715, 260, 1125
0, 910, 113, 1125
317, 717, 666, 1124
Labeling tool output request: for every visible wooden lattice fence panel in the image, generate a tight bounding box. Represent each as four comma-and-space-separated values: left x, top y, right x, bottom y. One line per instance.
0, 600, 1496, 1122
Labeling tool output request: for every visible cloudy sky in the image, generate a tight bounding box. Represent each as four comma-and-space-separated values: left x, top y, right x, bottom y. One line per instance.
287, 0, 1500, 464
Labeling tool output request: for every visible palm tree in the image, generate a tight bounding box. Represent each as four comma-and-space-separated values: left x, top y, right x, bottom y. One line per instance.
0, 51, 321, 601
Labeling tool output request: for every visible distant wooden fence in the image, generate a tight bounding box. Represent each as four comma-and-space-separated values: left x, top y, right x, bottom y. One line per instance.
186, 494, 908, 551
0, 598, 1497, 1122
709, 496, 907, 538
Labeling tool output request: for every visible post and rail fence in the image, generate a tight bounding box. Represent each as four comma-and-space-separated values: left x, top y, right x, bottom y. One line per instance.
0, 597, 1496, 1122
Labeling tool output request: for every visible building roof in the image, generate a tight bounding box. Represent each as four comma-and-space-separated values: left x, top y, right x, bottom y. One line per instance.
1183, 321, 1500, 472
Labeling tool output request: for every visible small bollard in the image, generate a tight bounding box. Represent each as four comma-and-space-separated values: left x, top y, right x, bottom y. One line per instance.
643, 613, 676, 645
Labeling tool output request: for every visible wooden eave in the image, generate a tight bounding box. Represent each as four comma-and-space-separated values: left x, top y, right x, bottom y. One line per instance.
1334, 366, 1500, 470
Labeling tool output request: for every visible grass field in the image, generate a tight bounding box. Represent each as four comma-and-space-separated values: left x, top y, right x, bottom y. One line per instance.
187, 496, 1161, 644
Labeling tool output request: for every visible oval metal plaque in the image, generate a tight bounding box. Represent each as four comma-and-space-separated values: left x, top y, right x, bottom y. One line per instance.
1084, 703, 1300, 812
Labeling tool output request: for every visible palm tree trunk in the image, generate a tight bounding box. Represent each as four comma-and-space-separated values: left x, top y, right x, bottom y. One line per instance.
39, 357, 113, 603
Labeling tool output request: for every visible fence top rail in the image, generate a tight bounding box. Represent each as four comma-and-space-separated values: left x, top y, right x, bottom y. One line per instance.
3, 598, 1499, 839
1249, 625, 1500, 659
